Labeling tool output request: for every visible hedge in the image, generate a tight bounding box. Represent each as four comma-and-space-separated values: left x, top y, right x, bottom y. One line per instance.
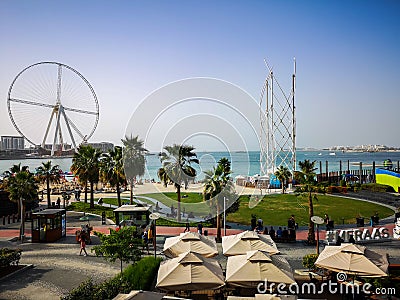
62, 256, 162, 300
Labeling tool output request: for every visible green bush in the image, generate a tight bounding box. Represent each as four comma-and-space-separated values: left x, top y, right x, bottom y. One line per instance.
124, 256, 163, 290
362, 183, 395, 193
0, 248, 22, 267
62, 256, 163, 300
302, 253, 318, 270
62, 278, 97, 300
94, 275, 130, 300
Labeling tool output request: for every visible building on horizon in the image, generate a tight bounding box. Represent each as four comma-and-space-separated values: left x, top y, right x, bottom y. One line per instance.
41, 143, 72, 151
0, 135, 24, 151
88, 142, 114, 153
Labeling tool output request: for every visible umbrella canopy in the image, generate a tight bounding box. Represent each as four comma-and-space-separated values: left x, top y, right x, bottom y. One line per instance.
113, 290, 166, 300
222, 231, 279, 256
226, 250, 295, 288
163, 232, 218, 258
156, 251, 225, 291
315, 243, 388, 277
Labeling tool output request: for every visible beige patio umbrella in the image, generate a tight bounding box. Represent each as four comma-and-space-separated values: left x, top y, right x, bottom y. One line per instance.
222, 230, 279, 256
163, 232, 218, 258
156, 251, 225, 291
226, 250, 295, 288
315, 243, 388, 277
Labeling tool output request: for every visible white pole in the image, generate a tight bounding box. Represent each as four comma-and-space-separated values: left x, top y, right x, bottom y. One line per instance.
223, 197, 226, 236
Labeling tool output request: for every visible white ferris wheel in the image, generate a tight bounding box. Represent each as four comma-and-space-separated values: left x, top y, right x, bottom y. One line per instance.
7, 62, 99, 155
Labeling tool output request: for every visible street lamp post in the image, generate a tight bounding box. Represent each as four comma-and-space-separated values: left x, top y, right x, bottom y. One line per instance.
311, 216, 324, 255
149, 213, 160, 259
223, 197, 226, 236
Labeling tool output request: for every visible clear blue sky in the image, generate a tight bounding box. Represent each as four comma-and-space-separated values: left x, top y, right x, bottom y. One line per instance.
0, 0, 399, 151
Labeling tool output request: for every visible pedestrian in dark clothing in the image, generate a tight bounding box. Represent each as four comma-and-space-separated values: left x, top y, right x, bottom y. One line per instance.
197, 222, 203, 235
184, 219, 190, 233
269, 226, 276, 239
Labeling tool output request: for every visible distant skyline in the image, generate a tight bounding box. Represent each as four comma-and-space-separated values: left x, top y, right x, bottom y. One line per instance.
1, 1, 399, 151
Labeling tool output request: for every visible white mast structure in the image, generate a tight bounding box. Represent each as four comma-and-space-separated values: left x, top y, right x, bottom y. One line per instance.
260, 59, 296, 178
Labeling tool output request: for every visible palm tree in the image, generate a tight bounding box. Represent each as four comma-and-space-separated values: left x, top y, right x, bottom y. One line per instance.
4, 164, 38, 241
100, 146, 126, 207
274, 165, 292, 194
158, 144, 199, 222
71, 145, 101, 208
36, 161, 61, 207
122, 135, 147, 204
203, 158, 234, 241
295, 159, 318, 244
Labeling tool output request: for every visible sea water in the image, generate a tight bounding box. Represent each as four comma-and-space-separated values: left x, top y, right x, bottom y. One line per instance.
1, 151, 400, 181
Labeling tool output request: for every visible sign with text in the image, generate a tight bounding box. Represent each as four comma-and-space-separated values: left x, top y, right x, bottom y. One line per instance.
326, 227, 390, 244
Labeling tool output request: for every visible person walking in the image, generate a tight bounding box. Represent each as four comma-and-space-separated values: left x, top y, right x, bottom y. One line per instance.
183, 218, 190, 233
79, 233, 88, 256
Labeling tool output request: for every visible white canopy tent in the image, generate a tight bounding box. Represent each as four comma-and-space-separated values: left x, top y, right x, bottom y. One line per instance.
156, 252, 225, 291
222, 231, 279, 256
163, 232, 218, 258
226, 250, 295, 288
315, 243, 388, 277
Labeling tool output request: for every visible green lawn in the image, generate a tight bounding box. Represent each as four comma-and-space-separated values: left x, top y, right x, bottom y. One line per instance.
66, 202, 116, 222
101, 192, 210, 218
226, 193, 394, 226
89, 192, 395, 227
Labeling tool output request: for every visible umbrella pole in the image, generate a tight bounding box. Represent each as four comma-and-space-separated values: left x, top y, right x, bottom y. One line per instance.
153, 220, 157, 259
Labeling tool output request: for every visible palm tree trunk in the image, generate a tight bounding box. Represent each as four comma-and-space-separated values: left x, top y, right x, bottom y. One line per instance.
46, 177, 51, 207
308, 190, 315, 244
84, 183, 88, 203
129, 181, 134, 205
116, 181, 121, 207
90, 181, 94, 209
19, 198, 26, 241
177, 185, 181, 222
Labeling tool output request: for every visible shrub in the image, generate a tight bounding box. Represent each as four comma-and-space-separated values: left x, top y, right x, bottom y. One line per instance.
62, 256, 163, 300
302, 253, 319, 270
0, 248, 22, 267
123, 256, 163, 290
362, 183, 395, 193
62, 278, 96, 300
93, 275, 130, 299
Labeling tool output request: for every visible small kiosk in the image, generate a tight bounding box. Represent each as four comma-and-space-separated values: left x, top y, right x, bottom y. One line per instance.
31, 209, 66, 242
114, 204, 151, 228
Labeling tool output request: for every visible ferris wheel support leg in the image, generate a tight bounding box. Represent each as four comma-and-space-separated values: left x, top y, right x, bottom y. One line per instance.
61, 107, 77, 150
51, 110, 62, 156
42, 110, 56, 149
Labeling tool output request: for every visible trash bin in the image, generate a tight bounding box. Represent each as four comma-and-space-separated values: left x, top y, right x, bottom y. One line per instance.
356, 217, 364, 227
204, 230, 208, 236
